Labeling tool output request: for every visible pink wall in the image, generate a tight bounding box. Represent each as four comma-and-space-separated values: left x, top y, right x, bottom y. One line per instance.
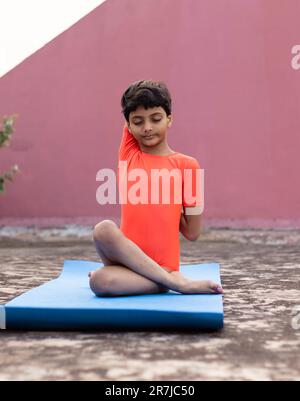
0, 0, 300, 228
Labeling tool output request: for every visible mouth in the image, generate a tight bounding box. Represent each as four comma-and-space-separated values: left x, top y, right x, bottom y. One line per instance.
143, 135, 155, 140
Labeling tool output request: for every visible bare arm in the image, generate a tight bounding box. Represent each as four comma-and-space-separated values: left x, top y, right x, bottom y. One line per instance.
180, 207, 202, 241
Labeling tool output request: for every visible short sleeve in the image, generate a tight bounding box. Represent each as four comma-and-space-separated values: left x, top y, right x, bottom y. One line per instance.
118, 123, 140, 161
182, 157, 203, 211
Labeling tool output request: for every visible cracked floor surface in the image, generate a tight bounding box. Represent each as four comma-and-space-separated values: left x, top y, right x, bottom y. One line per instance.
0, 227, 299, 381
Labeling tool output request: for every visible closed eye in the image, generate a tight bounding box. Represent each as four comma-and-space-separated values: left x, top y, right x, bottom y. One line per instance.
134, 119, 162, 125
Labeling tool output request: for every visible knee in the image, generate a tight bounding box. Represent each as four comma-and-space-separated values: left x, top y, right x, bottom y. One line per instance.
93, 220, 119, 243
89, 269, 114, 296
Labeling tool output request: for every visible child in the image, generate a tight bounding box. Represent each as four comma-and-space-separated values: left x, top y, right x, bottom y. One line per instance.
89, 80, 223, 296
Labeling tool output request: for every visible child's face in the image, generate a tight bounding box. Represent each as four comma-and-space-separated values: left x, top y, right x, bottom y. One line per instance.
127, 106, 172, 149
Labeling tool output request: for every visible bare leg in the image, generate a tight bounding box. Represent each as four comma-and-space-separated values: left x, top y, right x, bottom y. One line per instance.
89, 220, 223, 295
89, 265, 169, 297
90, 220, 177, 290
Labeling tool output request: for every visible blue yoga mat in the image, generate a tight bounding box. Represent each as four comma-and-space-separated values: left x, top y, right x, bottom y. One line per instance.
0, 260, 224, 331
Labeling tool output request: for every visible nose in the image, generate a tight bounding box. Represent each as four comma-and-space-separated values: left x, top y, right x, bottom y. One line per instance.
144, 121, 153, 132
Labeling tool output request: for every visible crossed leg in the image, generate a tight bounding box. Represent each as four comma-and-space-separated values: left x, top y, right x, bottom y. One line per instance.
89, 220, 173, 297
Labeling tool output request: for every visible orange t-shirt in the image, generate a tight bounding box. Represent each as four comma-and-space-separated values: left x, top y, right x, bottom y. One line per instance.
117, 124, 201, 272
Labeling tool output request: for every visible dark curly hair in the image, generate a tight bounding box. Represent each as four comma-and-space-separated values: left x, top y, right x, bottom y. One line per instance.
121, 80, 172, 122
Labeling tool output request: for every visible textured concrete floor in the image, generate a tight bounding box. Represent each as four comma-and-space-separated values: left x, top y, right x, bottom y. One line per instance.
0, 227, 299, 381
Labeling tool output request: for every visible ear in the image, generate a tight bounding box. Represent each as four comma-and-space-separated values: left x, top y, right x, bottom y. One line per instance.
125, 121, 131, 132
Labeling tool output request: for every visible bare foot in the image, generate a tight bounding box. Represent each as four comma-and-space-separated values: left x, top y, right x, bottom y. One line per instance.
181, 279, 224, 294
170, 271, 224, 294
